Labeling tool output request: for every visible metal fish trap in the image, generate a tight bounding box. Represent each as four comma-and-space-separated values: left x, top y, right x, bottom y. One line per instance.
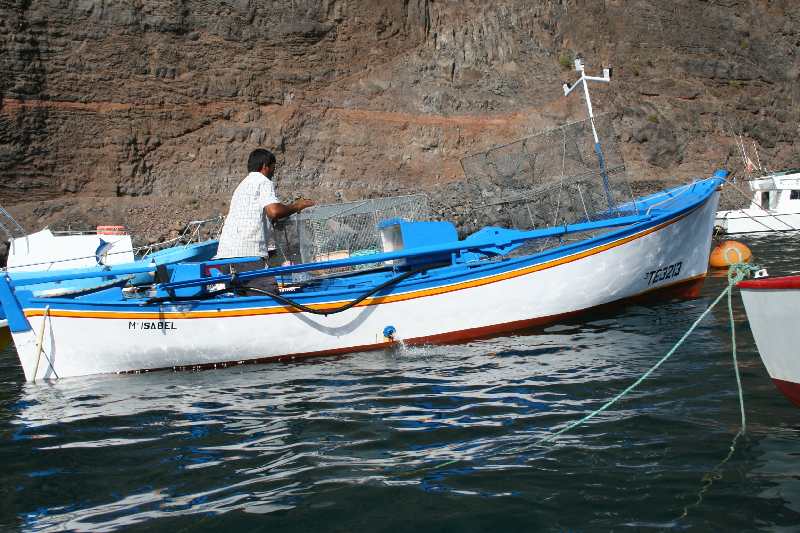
272, 194, 431, 276
458, 115, 638, 240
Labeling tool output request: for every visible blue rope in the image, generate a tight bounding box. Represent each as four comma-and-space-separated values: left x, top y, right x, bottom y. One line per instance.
538, 263, 758, 444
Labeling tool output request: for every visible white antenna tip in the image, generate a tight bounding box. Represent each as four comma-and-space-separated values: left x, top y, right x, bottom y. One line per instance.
574, 58, 584, 71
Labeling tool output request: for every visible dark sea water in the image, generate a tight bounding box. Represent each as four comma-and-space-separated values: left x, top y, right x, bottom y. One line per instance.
1, 234, 798, 532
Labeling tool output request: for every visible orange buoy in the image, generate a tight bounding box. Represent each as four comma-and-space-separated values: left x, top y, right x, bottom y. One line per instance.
710, 240, 752, 268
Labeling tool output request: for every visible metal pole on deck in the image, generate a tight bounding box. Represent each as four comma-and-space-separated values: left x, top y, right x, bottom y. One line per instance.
562, 58, 615, 212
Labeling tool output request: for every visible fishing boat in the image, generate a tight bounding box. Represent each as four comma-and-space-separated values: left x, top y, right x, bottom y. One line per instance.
0, 60, 728, 381
739, 275, 800, 406
0, 175, 724, 381
715, 169, 800, 234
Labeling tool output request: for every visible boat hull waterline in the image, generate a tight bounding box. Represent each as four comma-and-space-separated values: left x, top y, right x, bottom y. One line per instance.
7, 185, 721, 381
739, 276, 800, 407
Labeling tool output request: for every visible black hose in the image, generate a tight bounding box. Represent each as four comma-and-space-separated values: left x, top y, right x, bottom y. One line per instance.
235, 264, 432, 316
146, 263, 437, 315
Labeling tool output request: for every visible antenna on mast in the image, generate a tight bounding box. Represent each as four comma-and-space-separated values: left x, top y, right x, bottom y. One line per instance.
563, 57, 615, 211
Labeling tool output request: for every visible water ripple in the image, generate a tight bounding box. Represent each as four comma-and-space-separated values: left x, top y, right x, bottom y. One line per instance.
1, 234, 800, 531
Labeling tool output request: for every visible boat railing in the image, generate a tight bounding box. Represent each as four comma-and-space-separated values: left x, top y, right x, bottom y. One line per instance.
51, 229, 107, 236
137, 216, 224, 258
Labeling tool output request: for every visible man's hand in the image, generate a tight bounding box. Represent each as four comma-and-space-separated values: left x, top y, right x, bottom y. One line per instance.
292, 198, 314, 212
266, 199, 315, 222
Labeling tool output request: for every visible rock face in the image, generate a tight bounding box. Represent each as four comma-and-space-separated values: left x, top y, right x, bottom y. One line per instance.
1, 0, 798, 247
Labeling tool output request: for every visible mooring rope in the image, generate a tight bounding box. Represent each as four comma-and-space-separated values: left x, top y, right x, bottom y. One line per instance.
423, 263, 760, 475
676, 264, 754, 520
727, 265, 749, 431
537, 262, 758, 444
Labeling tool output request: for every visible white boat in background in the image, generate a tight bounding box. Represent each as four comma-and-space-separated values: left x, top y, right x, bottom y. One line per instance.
739, 275, 800, 407
7, 226, 135, 272
715, 169, 800, 234
1, 206, 135, 274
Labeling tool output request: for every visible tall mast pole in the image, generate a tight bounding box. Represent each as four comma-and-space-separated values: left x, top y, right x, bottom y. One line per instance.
562, 58, 615, 211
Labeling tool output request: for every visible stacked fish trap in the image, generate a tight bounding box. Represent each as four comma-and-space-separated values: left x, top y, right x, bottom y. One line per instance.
273, 116, 638, 276
457, 115, 638, 253
272, 194, 431, 278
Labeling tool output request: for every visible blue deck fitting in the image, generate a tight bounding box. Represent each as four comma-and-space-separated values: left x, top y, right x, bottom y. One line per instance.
0, 275, 31, 332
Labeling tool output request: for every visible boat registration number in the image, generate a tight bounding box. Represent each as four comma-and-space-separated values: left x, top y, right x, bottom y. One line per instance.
128, 320, 177, 331
644, 261, 682, 286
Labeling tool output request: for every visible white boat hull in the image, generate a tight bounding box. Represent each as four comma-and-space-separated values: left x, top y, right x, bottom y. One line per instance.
716, 170, 800, 234
740, 276, 800, 406
715, 209, 800, 234
10, 191, 720, 381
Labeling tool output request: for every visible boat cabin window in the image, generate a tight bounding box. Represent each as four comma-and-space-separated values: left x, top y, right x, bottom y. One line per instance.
760, 191, 770, 208
791, 190, 800, 200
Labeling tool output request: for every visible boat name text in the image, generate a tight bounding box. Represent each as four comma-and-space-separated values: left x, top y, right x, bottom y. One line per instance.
128, 320, 177, 330
644, 261, 682, 286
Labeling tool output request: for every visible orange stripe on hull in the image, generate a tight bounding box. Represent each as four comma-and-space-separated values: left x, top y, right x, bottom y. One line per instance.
26, 210, 696, 321
121, 275, 707, 375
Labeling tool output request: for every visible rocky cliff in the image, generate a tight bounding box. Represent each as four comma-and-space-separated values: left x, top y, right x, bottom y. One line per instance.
1, 0, 798, 248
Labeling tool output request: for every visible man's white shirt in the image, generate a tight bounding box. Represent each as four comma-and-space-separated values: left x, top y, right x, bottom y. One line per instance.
215, 171, 280, 259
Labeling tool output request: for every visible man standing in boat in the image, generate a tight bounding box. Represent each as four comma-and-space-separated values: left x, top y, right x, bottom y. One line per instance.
215, 148, 314, 289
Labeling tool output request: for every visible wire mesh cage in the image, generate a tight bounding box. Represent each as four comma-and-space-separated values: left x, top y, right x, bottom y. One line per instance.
272, 194, 431, 276
272, 116, 637, 275
458, 115, 637, 239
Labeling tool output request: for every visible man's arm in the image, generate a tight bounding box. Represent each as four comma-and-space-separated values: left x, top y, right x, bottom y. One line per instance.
265, 199, 314, 222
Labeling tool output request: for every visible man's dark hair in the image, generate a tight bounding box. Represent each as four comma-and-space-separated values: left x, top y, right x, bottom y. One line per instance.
247, 149, 276, 172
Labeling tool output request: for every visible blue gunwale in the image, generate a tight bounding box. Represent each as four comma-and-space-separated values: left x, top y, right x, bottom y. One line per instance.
7, 239, 218, 283
13, 178, 721, 317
